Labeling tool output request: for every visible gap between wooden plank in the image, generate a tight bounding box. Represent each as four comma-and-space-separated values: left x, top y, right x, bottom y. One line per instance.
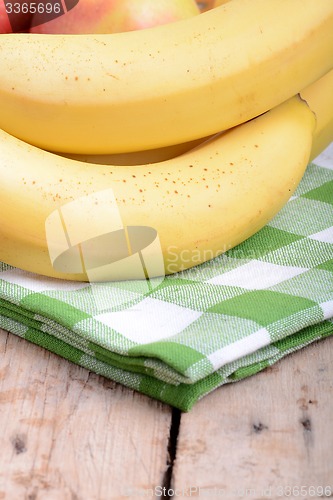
162, 408, 182, 499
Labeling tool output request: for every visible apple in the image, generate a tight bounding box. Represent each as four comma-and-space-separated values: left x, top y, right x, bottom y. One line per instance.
0, 1, 32, 33
30, 0, 200, 34
0, 1, 12, 33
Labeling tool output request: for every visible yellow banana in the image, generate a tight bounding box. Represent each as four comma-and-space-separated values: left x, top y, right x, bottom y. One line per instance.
67, 70, 333, 167
60, 136, 210, 166
213, 0, 232, 7
196, 0, 228, 12
0, 0, 332, 154
0, 94, 316, 281
58, 68, 333, 167
302, 70, 333, 162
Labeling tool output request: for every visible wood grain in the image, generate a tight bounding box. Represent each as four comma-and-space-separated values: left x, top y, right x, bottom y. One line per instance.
173, 337, 333, 499
1, 328, 332, 500
0, 330, 172, 500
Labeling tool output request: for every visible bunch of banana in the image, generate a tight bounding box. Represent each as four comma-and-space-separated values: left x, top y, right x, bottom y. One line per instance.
0, 0, 333, 282
0, 0, 332, 153
1, 71, 333, 281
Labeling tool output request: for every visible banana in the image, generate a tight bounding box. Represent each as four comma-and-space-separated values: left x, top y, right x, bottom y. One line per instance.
0, 0, 332, 154
301, 70, 333, 162
213, 0, 232, 7
0, 94, 316, 282
60, 136, 211, 166
62, 70, 333, 167
196, 0, 227, 12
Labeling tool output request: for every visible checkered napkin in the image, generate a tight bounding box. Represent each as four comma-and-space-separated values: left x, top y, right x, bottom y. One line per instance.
1, 144, 332, 411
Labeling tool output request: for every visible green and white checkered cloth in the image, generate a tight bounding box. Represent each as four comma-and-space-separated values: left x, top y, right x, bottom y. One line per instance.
1, 144, 332, 411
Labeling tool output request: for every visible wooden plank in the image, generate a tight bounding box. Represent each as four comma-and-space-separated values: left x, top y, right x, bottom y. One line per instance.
0, 329, 172, 500
173, 337, 333, 498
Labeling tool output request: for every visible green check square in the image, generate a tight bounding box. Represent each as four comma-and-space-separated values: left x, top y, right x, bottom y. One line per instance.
228, 225, 303, 260
302, 179, 333, 206
129, 341, 205, 373
208, 290, 317, 326
21, 294, 91, 329
317, 259, 333, 273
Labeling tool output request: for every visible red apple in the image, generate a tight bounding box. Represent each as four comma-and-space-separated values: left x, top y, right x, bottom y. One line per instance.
30, 0, 200, 34
0, 1, 13, 32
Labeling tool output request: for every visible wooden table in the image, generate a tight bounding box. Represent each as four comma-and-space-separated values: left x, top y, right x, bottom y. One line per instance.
0, 328, 332, 499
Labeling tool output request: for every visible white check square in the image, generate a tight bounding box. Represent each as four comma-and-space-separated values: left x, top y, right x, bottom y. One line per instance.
309, 226, 333, 244
95, 297, 202, 344
207, 260, 307, 290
